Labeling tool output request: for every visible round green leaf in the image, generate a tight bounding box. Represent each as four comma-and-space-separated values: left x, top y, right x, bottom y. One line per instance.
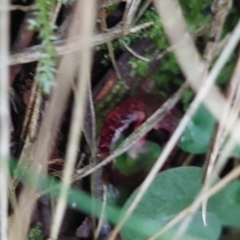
178, 104, 216, 153
120, 167, 221, 240
208, 180, 240, 227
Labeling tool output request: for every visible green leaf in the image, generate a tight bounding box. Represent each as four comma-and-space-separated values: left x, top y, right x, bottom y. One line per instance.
159, 212, 221, 240
174, 212, 221, 240
114, 141, 161, 175
120, 167, 221, 240
29, 223, 43, 240
178, 104, 216, 153
209, 180, 240, 227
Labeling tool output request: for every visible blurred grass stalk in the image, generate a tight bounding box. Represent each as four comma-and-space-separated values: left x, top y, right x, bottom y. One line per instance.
0, 0, 10, 240
49, 0, 96, 239
8, 0, 96, 239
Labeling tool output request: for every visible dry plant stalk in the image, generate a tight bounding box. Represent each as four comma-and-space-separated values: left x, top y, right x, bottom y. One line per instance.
205, 53, 240, 183
202, 54, 240, 224
123, 0, 142, 32
15, 3, 63, 177
0, 1, 10, 240
9, 21, 154, 66
134, 0, 152, 24
94, 185, 107, 239
204, 0, 232, 63
203, 0, 232, 180
201, 0, 232, 225
99, 8, 122, 80
49, 0, 96, 239
8, 1, 95, 239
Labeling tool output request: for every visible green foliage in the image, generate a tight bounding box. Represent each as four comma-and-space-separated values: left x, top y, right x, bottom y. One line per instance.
136, 7, 165, 48
129, 58, 149, 78
28, 0, 58, 93
120, 167, 222, 240
126, 1, 212, 90
181, 89, 194, 110
114, 141, 162, 175
12, 158, 240, 240
101, 53, 111, 66
209, 180, 240, 227
180, 0, 212, 31
179, 101, 240, 156
178, 104, 216, 153
121, 166, 240, 239
216, 53, 236, 85
29, 223, 43, 240
150, 53, 181, 91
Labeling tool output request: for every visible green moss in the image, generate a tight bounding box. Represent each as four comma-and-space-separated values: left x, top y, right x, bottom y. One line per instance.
29, 223, 43, 240
124, 1, 213, 93
28, 0, 59, 93
180, 0, 212, 31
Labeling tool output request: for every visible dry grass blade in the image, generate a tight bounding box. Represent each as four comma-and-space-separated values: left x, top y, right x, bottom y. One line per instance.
207, 54, 240, 180
49, 1, 96, 239
204, 0, 232, 63
15, 3, 63, 175
94, 185, 107, 239
0, 1, 10, 239
99, 8, 122, 80
122, 0, 133, 31
2, 5, 34, 11
201, 0, 232, 225
208, 61, 240, 166
134, 0, 152, 24
8, 1, 92, 239
123, 0, 142, 31
202, 52, 240, 226
9, 21, 154, 66
120, 39, 151, 62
